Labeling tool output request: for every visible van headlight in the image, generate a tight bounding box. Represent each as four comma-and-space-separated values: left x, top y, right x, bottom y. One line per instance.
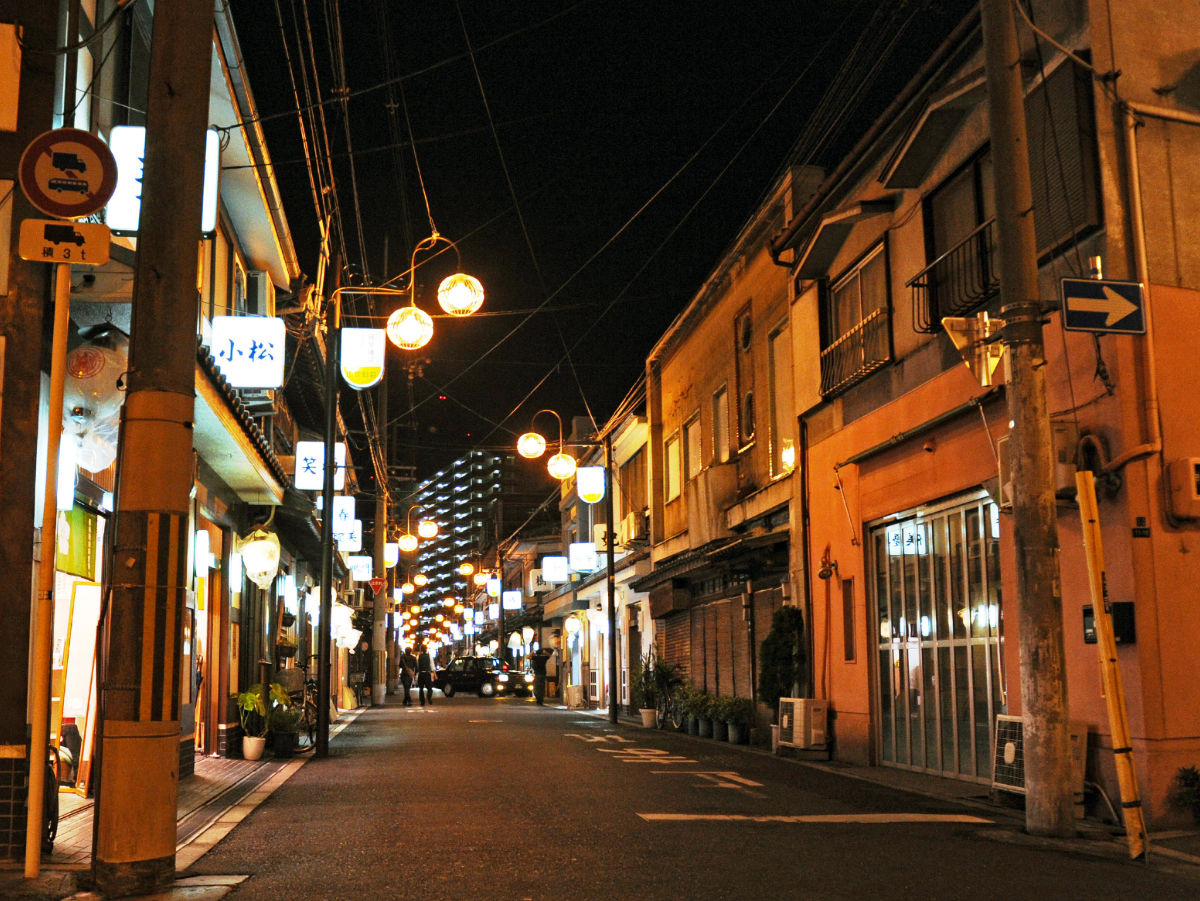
497, 673, 508, 682
524, 674, 534, 683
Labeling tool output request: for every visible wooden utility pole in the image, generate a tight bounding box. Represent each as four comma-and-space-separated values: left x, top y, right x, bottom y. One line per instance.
981, 0, 1074, 837
93, 2, 215, 895
0, 1, 56, 864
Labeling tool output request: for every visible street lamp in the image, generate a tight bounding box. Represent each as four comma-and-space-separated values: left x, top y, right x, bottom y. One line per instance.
517, 412, 618, 723
396, 504, 438, 552
519, 409, 576, 480
385, 232, 484, 351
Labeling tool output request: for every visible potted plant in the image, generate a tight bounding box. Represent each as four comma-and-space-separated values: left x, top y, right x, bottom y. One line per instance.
721, 696, 756, 745
710, 696, 730, 742
676, 685, 699, 735
275, 637, 298, 660
268, 705, 301, 757
758, 606, 807, 750
631, 653, 658, 727
693, 691, 715, 738
237, 683, 269, 760
1169, 765, 1200, 823
653, 659, 684, 730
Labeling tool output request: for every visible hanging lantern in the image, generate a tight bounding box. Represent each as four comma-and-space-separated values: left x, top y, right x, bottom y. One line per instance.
547, 451, 577, 480
473, 571, 489, 587
386, 306, 433, 350
417, 518, 438, 539
237, 528, 280, 589
397, 532, 419, 553
437, 273, 484, 317
413, 573, 429, 587
401, 580, 415, 594
517, 432, 547, 459
576, 466, 605, 503
457, 562, 475, 577
384, 542, 400, 569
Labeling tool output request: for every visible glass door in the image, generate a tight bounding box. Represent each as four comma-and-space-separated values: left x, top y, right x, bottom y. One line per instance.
872, 496, 1005, 782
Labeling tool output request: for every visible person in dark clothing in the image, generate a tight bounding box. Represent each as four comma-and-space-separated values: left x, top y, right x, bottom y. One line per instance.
400, 646, 418, 706
416, 646, 435, 705
530, 647, 553, 705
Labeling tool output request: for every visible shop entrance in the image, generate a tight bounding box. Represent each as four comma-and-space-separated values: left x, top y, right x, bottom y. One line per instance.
870, 494, 1005, 782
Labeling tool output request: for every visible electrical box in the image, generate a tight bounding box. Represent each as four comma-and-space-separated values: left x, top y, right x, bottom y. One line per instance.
1082, 602, 1136, 644
996, 421, 1079, 508
1166, 458, 1200, 519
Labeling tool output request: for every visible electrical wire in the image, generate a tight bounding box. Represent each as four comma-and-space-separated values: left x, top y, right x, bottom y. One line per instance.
17, 0, 139, 55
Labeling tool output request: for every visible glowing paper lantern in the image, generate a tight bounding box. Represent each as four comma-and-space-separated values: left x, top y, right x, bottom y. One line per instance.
386, 306, 433, 350
437, 273, 484, 317
516, 432, 546, 459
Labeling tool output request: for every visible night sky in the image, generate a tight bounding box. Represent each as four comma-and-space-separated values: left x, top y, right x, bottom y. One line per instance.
227, 0, 976, 496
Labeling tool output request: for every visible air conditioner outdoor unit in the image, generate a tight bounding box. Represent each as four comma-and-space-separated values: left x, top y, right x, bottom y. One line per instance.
618, 511, 647, 546
777, 698, 828, 749
246, 270, 276, 317
992, 714, 1087, 809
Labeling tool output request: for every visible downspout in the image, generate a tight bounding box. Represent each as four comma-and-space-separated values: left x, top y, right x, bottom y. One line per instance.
799, 416, 815, 699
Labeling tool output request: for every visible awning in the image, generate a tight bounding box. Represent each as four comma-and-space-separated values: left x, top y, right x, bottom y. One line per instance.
542, 592, 588, 621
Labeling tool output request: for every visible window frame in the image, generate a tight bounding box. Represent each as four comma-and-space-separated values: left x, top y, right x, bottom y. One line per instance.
664, 431, 682, 502
712, 385, 730, 465
684, 414, 702, 482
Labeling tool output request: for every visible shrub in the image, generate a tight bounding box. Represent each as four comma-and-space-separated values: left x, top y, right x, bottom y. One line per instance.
631, 653, 657, 710
717, 696, 756, 727
1169, 765, 1200, 820
758, 606, 807, 712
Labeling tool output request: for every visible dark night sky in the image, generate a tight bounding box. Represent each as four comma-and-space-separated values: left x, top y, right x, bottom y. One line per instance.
227, 0, 976, 494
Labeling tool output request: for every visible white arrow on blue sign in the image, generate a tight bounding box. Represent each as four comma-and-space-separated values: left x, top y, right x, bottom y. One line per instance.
1060, 277, 1145, 334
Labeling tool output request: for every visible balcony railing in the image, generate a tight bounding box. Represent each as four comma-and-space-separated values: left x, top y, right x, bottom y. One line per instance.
908, 217, 999, 333
819, 307, 891, 396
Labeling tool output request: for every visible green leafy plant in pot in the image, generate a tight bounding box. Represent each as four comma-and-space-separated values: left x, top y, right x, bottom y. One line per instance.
237, 683, 270, 760
1169, 765, 1200, 823
631, 653, 658, 727
719, 696, 756, 744
268, 705, 301, 757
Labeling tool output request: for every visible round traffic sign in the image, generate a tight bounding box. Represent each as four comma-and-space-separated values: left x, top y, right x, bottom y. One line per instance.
18, 128, 118, 219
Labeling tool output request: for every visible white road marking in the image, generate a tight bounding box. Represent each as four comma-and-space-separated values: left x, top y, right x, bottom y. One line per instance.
598, 747, 695, 764
649, 771, 763, 788
637, 813, 992, 824
563, 733, 635, 743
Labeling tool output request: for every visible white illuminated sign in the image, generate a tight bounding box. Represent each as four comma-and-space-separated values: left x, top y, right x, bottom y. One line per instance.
487, 576, 501, 598
502, 589, 523, 611
336, 519, 361, 552
347, 555, 373, 581
576, 466, 605, 504
340, 328, 386, 390
488, 603, 499, 620
294, 440, 346, 490
211, 315, 285, 387
108, 125, 220, 233
541, 555, 569, 583
569, 542, 599, 573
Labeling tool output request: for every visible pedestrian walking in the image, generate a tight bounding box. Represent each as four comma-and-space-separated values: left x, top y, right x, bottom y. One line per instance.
530, 646, 553, 705
416, 646, 435, 705
400, 646, 418, 706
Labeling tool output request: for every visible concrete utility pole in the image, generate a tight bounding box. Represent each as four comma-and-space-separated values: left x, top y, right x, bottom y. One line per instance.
372, 376, 389, 705
0, 0, 56, 865
92, 1, 215, 895
981, 0, 1074, 837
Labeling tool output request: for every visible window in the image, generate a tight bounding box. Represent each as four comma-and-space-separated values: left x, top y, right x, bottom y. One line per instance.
912, 58, 1100, 331
684, 415, 702, 481
664, 432, 681, 501
768, 324, 792, 477
734, 306, 755, 448
712, 386, 730, 464
820, 242, 891, 396
619, 448, 647, 521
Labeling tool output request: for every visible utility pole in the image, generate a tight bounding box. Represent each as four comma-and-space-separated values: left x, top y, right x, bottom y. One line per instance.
93, 2, 215, 895
372, 375, 389, 705
604, 433, 618, 724
0, 0, 56, 865
981, 0, 1074, 837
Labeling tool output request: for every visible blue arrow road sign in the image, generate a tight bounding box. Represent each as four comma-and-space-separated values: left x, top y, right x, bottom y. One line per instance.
1060, 277, 1145, 334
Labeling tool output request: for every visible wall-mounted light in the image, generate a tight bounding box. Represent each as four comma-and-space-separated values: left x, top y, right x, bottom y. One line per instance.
237, 526, 280, 589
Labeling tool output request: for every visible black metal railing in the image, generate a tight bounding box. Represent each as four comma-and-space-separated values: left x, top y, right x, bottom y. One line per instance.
820, 306, 891, 396
908, 217, 999, 333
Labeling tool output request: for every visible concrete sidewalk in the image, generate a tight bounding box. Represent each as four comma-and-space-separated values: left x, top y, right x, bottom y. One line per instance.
0, 709, 363, 900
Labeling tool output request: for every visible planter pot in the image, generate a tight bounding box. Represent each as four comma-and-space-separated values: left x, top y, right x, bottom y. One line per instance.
712, 719, 729, 742
639, 708, 657, 728
271, 731, 297, 758
687, 715, 699, 736
697, 716, 713, 739
770, 724, 780, 753
728, 722, 748, 745
242, 735, 266, 761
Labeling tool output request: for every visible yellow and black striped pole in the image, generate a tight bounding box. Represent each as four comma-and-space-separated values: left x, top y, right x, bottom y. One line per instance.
1076, 469, 1147, 860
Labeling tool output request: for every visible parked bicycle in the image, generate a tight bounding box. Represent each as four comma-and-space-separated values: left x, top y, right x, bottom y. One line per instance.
289, 656, 320, 751
653, 660, 685, 730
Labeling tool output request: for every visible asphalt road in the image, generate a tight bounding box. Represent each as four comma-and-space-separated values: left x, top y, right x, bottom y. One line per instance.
186, 695, 1200, 900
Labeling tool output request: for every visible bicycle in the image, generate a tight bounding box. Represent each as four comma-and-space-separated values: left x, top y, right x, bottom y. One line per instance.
653, 661, 685, 730
289, 657, 320, 751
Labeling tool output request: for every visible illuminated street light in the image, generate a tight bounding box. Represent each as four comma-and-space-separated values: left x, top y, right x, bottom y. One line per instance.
518, 408, 577, 480
384, 231, 484, 350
